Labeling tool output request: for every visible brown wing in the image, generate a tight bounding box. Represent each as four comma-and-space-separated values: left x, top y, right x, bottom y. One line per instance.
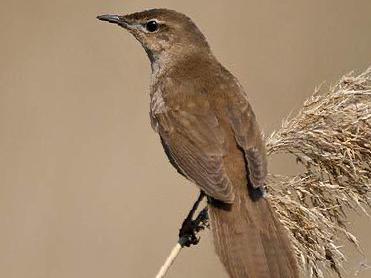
226, 94, 268, 188
156, 99, 235, 203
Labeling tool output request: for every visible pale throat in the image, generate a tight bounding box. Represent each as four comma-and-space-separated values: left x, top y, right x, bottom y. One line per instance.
148, 50, 172, 125
148, 50, 177, 80
147, 42, 199, 79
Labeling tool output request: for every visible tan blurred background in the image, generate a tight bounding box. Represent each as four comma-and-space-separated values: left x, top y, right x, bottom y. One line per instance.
0, 1, 370, 277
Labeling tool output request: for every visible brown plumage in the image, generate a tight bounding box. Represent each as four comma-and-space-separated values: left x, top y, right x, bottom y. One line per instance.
98, 8, 299, 278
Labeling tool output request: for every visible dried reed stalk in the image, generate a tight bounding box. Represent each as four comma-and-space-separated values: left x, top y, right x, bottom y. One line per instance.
266, 66, 371, 277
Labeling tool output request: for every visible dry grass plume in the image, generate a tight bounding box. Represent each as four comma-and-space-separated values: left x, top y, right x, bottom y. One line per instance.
266, 67, 371, 277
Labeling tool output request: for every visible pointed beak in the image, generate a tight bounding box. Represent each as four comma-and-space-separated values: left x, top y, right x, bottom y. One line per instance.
97, 14, 132, 29
97, 14, 121, 24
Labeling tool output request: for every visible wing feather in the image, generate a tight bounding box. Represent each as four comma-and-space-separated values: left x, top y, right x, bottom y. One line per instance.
226, 95, 268, 188
157, 100, 235, 203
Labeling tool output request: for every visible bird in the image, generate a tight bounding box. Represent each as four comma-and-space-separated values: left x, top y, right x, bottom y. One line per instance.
97, 9, 299, 278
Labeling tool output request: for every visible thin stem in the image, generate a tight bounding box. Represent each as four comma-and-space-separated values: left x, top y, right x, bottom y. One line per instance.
154, 191, 209, 278
155, 243, 182, 278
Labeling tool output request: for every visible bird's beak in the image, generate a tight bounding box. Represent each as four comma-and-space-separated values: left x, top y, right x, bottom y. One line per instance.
97, 14, 131, 29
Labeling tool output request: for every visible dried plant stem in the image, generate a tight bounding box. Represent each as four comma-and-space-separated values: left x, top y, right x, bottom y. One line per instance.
155, 192, 209, 278
155, 243, 182, 278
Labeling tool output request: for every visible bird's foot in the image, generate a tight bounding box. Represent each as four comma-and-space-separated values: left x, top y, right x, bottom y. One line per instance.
178, 207, 208, 247
178, 192, 209, 247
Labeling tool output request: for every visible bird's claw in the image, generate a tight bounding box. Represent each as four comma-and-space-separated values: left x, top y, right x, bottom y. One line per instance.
179, 218, 202, 247
178, 207, 209, 248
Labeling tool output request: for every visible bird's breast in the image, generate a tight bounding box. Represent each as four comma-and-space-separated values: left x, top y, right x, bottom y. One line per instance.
149, 81, 168, 132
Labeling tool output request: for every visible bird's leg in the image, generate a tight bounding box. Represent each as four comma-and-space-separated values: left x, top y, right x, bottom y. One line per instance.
178, 191, 209, 247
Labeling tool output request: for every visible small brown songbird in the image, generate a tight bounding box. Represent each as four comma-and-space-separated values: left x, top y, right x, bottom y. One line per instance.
97, 9, 299, 278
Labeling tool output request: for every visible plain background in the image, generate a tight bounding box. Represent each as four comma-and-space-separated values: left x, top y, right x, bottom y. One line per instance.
0, 1, 370, 277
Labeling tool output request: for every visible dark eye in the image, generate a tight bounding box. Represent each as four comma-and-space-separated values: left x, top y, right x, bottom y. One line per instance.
146, 20, 159, 32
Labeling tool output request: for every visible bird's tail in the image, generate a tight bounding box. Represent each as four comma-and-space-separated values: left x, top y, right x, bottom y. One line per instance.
208, 189, 299, 278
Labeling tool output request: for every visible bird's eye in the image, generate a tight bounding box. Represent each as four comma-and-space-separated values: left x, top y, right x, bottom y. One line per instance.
146, 20, 159, 32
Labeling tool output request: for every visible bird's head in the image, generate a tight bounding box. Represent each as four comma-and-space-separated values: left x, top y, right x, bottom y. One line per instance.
97, 9, 211, 65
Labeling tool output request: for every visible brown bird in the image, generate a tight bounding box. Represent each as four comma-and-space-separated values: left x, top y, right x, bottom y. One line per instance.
97, 9, 299, 278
